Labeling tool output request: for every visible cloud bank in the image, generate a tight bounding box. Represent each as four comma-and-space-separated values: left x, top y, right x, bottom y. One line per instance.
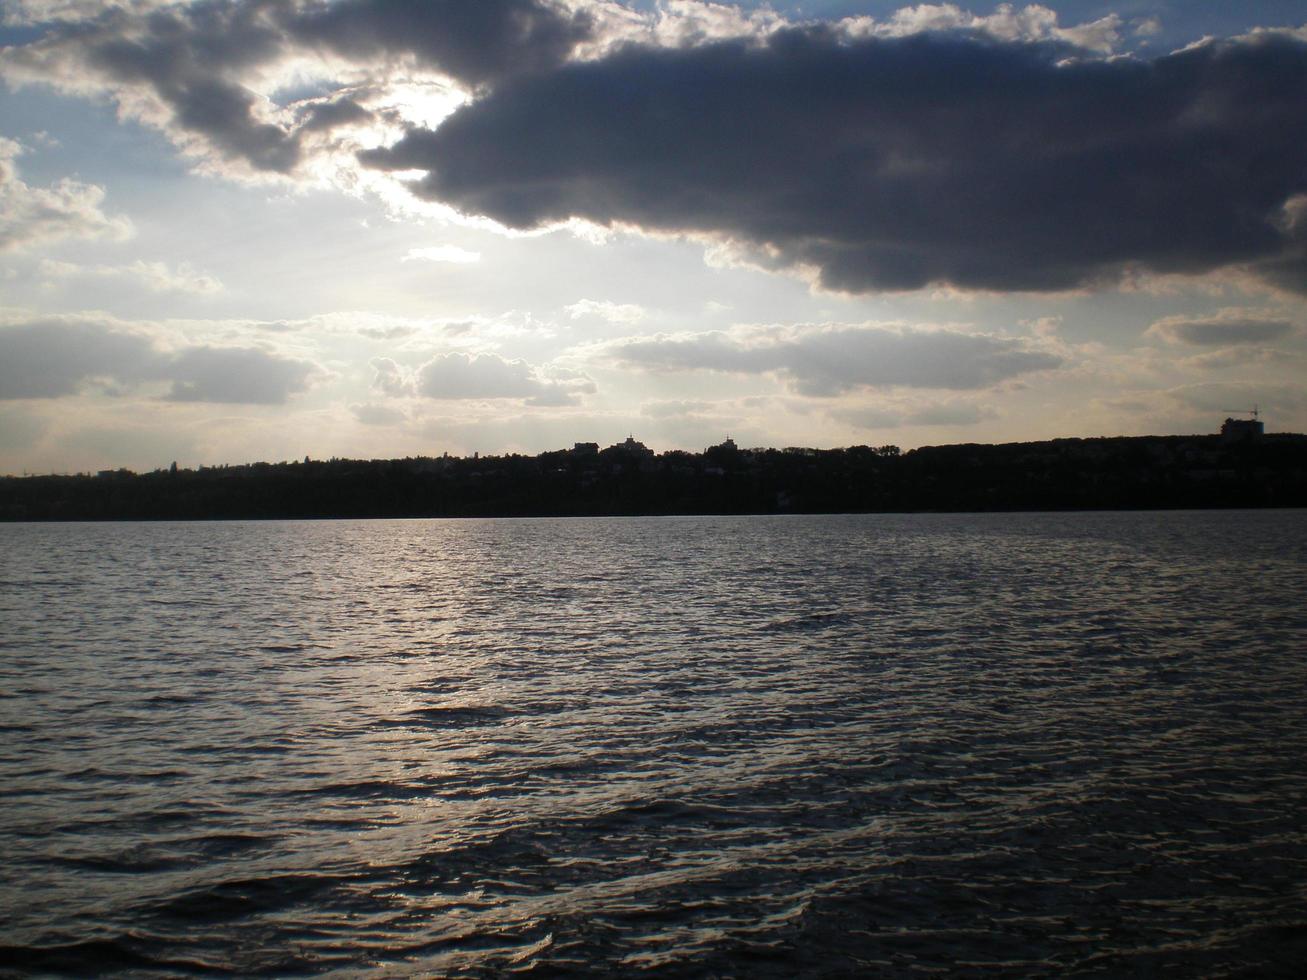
1148, 308, 1299, 346
607, 323, 1061, 395
0, 317, 315, 403
38, 258, 222, 293
372, 351, 593, 406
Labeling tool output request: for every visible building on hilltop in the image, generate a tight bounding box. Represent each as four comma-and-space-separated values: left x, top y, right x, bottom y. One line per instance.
612, 435, 654, 458
598, 435, 657, 474
1221, 410, 1264, 443
704, 436, 740, 473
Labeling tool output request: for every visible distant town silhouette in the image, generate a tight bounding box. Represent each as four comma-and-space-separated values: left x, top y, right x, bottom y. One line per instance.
4, 425, 1304, 520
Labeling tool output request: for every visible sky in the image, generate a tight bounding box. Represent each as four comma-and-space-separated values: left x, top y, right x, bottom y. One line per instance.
1, 0, 1305, 474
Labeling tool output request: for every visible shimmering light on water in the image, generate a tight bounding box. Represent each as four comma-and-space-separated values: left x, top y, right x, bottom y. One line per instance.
2, 512, 1306, 975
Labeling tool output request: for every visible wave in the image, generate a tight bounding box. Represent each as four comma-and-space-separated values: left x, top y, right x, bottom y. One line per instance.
379, 704, 512, 729
140, 872, 345, 925
0, 938, 221, 976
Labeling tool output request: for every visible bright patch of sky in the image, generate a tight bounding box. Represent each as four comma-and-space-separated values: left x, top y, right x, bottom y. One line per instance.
1, 0, 1305, 473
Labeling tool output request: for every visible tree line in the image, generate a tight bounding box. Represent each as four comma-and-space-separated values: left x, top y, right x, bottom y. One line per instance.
2, 434, 1304, 520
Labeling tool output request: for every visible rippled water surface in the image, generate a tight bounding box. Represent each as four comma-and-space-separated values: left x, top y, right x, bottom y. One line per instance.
3, 512, 1307, 976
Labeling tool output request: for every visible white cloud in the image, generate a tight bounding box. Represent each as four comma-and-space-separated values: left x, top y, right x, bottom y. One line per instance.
358, 324, 419, 341
416, 351, 592, 406
38, 258, 222, 294
841, 3, 1123, 53
1, 0, 176, 26
565, 298, 646, 323
370, 356, 412, 397
598, 2, 1125, 54
350, 402, 406, 426
1054, 13, 1123, 53
0, 138, 133, 252
402, 245, 481, 264
650, 0, 787, 47
640, 398, 713, 418
1133, 16, 1163, 38
1021, 315, 1063, 337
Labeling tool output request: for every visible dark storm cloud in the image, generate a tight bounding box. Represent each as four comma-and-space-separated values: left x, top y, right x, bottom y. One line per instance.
0, 318, 315, 403
8, 0, 301, 172
3, 0, 591, 174
608, 325, 1061, 395
296, 96, 374, 133
364, 28, 1307, 294
285, 0, 594, 88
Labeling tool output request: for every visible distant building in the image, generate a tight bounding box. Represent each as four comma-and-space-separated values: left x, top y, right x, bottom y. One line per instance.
572, 442, 599, 456
704, 436, 739, 471
612, 435, 654, 458
1221, 416, 1264, 443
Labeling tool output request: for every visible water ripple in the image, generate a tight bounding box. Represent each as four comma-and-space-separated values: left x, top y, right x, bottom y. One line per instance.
1, 512, 1305, 975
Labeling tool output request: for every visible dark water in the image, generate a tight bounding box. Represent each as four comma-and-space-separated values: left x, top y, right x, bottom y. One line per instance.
2, 512, 1306, 976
